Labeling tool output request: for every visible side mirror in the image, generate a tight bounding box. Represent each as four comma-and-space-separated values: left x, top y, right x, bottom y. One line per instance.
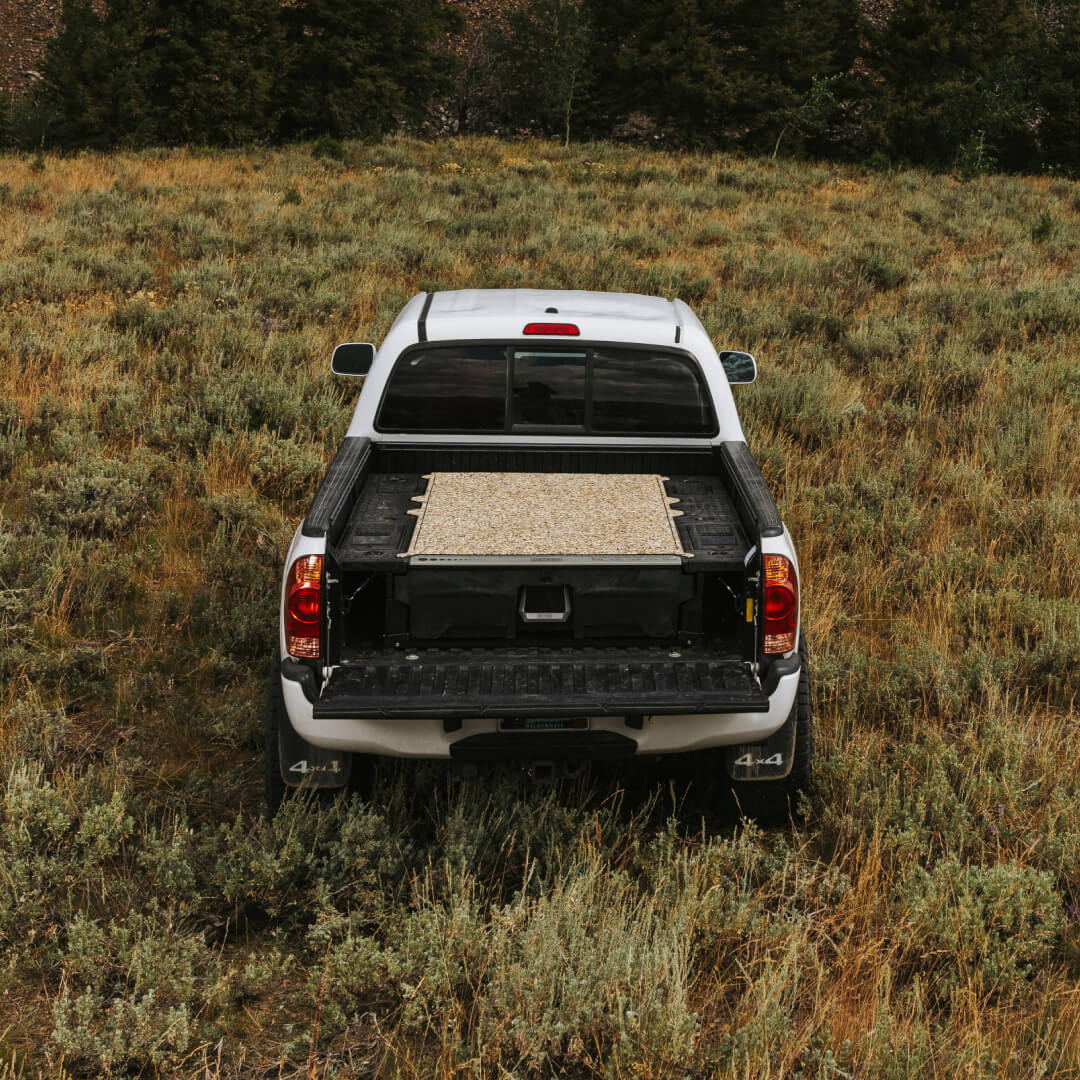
720, 350, 757, 384
331, 342, 375, 377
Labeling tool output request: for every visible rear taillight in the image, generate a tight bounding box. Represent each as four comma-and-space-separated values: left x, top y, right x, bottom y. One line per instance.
763, 554, 797, 654
285, 554, 322, 659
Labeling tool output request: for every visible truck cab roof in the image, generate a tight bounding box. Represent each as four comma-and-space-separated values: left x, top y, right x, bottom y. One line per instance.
420, 289, 691, 347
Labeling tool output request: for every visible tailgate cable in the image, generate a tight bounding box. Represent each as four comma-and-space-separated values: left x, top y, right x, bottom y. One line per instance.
344, 574, 374, 615
324, 571, 341, 695
321, 665, 338, 695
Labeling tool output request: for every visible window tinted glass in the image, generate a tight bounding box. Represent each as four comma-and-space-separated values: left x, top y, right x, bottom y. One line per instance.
512, 351, 587, 427
377, 345, 715, 436
591, 351, 714, 434
378, 348, 506, 431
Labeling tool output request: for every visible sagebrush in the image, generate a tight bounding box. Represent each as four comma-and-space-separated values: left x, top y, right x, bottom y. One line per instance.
0, 137, 1078, 1077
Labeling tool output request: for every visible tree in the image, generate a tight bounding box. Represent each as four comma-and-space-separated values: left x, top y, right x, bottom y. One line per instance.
483, 0, 594, 142
29, 0, 284, 148
0, 91, 13, 148
142, 0, 284, 145
1037, 0, 1080, 173
278, 0, 461, 139
867, 0, 1042, 171
771, 73, 843, 159
585, 0, 737, 146
30, 0, 149, 149
751, 0, 860, 157
585, 0, 859, 152
438, 0, 516, 134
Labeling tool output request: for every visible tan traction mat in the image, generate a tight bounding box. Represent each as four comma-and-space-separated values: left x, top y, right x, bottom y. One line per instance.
401, 472, 687, 558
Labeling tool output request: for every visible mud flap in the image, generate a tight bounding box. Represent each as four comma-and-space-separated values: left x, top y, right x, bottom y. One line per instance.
723, 707, 796, 781
278, 712, 351, 789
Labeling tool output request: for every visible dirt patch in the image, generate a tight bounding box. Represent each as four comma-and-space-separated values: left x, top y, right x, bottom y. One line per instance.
1, 0, 61, 96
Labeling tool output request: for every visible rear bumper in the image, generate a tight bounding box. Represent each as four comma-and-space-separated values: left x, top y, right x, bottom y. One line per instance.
282, 655, 799, 758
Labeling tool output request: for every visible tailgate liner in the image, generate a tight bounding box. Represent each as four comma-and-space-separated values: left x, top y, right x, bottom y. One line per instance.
314, 647, 767, 719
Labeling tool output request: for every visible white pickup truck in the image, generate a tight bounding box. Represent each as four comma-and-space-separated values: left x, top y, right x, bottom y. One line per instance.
268, 289, 811, 821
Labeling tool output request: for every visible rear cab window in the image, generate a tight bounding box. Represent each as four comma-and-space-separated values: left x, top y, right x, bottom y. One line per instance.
376, 344, 717, 435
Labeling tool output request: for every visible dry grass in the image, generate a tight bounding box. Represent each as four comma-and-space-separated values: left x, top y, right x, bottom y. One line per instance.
0, 136, 1078, 1077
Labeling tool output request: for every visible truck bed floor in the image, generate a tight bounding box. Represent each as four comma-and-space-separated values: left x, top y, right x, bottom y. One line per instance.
335, 471, 750, 571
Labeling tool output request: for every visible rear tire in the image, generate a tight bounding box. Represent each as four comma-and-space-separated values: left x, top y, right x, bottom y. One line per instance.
727, 635, 813, 826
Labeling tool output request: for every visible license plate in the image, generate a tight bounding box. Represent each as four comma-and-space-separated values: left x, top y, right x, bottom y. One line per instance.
499, 717, 589, 732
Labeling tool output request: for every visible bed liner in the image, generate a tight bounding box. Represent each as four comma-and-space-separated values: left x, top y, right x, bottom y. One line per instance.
334, 459, 751, 573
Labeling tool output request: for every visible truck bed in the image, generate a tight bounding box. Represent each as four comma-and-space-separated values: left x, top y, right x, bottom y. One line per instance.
312, 442, 769, 655
334, 457, 751, 572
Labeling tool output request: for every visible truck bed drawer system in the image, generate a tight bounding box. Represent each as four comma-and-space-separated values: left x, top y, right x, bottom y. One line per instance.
321, 446, 761, 661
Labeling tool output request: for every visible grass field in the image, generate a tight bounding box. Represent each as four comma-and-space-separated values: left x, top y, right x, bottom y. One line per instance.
1, 136, 1079, 1077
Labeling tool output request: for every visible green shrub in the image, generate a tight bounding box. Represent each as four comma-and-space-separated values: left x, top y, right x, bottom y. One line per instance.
200, 366, 311, 439
1032, 209, 1056, 243
193, 493, 290, 667
852, 249, 909, 291
311, 136, 346, 163
748, 364, 865, 452
31, 455, 162, 540
51, 910, 215, 1075
251, 436, 326, 501
472, 863, 699, 1072
899, 860, 1063, 999
0, 764, 133, 946
0, 398, 25, 478
5, 698, 70, 771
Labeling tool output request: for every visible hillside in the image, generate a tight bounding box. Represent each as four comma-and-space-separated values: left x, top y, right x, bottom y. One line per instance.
0, 137, 1079, 1076
0, 0, 61, 94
